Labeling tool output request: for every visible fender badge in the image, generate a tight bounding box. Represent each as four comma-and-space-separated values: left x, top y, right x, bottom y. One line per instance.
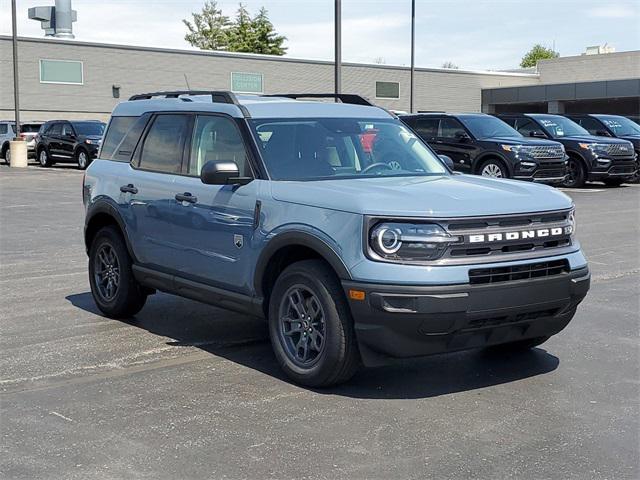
234, 234, 244, 249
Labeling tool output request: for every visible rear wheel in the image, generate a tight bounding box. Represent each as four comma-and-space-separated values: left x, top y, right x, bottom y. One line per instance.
38, 148, 52, 167
89, 226, 147, 318
563, 157, 586, 188
268, 259, 360, 387
479, 159, 508, 179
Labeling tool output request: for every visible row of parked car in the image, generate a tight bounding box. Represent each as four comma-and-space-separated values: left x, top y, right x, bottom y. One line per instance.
0, 119, 106, 169
399, 112, 640, 188
1, 113, 638, 187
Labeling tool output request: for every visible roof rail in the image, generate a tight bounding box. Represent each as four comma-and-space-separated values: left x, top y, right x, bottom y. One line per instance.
417, 110, 446, 113
262, 93, 374, 106
128, 90, 241, 105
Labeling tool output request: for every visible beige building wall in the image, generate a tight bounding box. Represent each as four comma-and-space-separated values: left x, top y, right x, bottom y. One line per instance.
537, 50, 640, 84
1, 36, 539, 121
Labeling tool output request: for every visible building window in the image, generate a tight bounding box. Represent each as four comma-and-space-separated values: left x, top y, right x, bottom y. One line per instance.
375, 81, 400, 99
39, 59, 84, 85
231, 72, 263, 94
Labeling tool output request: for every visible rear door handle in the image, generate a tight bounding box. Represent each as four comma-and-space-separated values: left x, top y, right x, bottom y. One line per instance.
175, 192, 197, 204
120, 184, 138, 194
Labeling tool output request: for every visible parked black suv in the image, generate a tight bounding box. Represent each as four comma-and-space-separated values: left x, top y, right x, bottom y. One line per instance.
565, 114, 640, 183
400, 113, 568, 185
36, 120, 106, 169
496, 114, 636, 188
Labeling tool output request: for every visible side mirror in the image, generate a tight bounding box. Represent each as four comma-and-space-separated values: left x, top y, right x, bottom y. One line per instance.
454, 131, 470, 141
438, 154, 455, 170
596, 130, 611, 137
529, 130, 546, 138
200, 161, 252, 186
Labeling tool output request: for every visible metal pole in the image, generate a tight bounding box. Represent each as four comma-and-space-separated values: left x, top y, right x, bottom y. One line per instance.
11, 0, 21, 136
334, 0, 341, 101
410, 0, 415, 113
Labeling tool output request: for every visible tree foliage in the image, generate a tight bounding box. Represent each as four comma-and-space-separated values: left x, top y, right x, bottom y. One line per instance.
441, 61, 459, 69
184, 2, 287, 55
520, 44, 559, 68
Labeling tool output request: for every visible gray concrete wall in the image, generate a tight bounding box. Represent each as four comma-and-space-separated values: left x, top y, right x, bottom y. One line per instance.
537, 51, 640, 84
0, 36, 538, 121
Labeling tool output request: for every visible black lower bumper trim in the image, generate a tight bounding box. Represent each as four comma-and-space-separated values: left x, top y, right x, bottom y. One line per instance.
343, 267, 590, 366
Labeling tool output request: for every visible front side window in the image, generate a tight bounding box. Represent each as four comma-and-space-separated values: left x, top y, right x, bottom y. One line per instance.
39, 59, 83, 85
576, 117, 605, 135
439, 118, 467, 139
139, 114, 190, 174
536, 116, 589, 138
414, 118, 439, 140
48, 123, 62, 136
250, 118, 447, 181
515, 118, 540, 137
460, 116, 522, 139
188, 115, 249, 177
61, 123, 75, 137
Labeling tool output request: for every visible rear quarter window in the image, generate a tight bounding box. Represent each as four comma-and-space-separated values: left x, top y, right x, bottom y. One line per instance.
100, 116, 149, 162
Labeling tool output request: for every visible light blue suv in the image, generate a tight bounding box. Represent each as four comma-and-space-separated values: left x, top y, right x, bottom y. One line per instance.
83, 91, 590, 386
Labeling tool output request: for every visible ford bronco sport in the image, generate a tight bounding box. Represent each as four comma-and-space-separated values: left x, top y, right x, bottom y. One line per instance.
83, 91, 590, 387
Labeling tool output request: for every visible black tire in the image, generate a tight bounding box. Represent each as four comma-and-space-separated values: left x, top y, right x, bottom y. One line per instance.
76, 148, 91, 170
486, 336, 550, 353
603, 178, 624, 187
88, 226, 147, 318
563, 157, 586, 188
38, 147, 52, 167
268, 259, 360, 387
1, 143, 9, 165
478, 158, 509, 179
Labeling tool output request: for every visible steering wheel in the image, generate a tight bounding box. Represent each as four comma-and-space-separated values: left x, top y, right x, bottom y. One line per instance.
361, 162, 394, 175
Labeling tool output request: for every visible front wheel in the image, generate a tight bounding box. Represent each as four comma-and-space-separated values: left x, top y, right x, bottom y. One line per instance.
479, 159, 508, 179
89, 226, 147, 318
268, 260, 360, 387
38, 148, 52, 167
563, 157, 586, 188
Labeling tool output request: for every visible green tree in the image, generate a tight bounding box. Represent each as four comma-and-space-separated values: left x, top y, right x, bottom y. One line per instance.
183, 1, 232, 51
184, 2, 287, 56
520, 44, 559, 68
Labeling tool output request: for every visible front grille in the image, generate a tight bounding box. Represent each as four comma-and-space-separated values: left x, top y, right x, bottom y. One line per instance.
534, 168, 566, 179
469, 259, 569, 285
603, 144, 633, 156
465, 308, 559, 330
528, 145, 564, 159
609, 164, 636, 174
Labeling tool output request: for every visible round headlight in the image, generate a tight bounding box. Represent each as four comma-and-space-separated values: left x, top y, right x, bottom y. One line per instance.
375, 227, 402, 254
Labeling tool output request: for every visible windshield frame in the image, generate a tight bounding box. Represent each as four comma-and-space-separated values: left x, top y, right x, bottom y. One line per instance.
249, 117, 451, 182
534, 115, 589, 138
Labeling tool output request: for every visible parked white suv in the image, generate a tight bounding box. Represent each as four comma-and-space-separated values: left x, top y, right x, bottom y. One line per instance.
1, 121, 44, 164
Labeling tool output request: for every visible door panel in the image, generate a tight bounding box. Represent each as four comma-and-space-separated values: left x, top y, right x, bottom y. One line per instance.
436, 118, 476, 172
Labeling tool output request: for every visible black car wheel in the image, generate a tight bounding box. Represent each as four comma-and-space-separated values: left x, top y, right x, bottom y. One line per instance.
2, 143, 9, 165
89, 226, 148, 318
268, 259, 360, 387
479, 159, 508, 179
38, 148, 52, 167
562, 157, 586, 188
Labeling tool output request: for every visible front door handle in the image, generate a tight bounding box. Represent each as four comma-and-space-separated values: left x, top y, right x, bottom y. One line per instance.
120, 184, 138, 194
175, 192, 197, 204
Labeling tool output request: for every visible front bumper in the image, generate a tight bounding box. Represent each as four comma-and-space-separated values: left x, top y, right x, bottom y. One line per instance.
343, 267, 590, 366
587, 157, 637, 180
513, 159, 568, 185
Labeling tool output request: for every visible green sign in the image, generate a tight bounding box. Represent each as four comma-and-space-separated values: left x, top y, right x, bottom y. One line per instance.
231, 72, 263, 93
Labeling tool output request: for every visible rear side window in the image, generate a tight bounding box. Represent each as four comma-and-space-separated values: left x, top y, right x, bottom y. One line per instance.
21, 124, 42, 133
0, 124, 7, 135
138, 114, 190, 174
101, 117, 137, 159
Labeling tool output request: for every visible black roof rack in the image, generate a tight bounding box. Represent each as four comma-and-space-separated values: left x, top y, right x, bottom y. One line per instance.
262, 93, 374, 106
129, 90, 241, 105
417, 110, 446, 113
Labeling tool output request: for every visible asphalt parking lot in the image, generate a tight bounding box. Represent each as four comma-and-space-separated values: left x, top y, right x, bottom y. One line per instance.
1, 165, 639, 480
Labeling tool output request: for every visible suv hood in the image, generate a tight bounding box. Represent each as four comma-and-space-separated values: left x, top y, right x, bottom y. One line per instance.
556, 135, 631, 144
271, 175, 572, 217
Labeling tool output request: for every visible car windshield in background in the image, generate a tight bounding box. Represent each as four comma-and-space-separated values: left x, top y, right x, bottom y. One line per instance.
73, 122, 105, 136
250, 118, 447, 181
536, 116, 588, 138
460, 116, 522, 139
599, 116, 640, 136
21, 124, 42, 133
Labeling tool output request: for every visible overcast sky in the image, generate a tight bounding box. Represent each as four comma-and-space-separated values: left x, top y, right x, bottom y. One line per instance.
1, 0, 639, 70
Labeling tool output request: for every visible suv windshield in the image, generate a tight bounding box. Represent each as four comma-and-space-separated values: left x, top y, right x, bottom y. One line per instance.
535, 116, 588, 138
250, 118, 447, 181
73, 122, 105, 136
599, 116, 640, 136
460, 116, 521, 139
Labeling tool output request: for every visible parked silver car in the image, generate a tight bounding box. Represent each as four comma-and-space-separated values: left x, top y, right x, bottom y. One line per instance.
1, 121, 44, 164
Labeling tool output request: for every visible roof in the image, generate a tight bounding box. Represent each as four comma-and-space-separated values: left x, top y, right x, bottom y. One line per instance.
113, 94, 395, 120
400, 112, 491, 118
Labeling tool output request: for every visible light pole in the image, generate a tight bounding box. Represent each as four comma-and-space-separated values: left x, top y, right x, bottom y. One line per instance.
334, 0, 341, 101
11, 0, 21, 137
410, 0, 415, 113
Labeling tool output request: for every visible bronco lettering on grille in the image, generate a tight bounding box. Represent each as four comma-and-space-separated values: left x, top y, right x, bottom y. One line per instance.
468, 227, 571, 243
